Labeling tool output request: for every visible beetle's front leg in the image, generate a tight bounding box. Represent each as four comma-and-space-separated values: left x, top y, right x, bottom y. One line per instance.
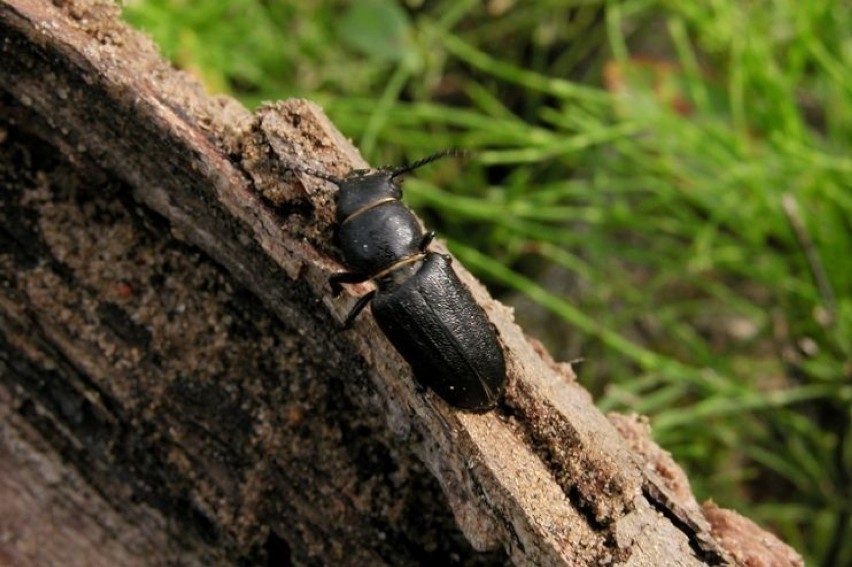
419, 230, 435, 252
329, 271, 369, 297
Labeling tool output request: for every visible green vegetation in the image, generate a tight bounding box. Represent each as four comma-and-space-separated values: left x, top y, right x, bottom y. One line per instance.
123, 1, 851, 564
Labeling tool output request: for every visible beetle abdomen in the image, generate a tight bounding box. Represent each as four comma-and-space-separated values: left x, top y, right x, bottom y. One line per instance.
371, 253, 506, 411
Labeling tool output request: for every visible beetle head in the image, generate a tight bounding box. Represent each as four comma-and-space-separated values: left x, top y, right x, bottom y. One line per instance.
287, 149, 467, 222
334, 170, 402, 222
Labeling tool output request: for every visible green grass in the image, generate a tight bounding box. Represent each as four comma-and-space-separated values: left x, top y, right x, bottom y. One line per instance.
123, 1, 851, 564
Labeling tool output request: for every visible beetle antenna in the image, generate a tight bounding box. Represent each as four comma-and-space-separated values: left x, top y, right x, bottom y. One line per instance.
387, 149, 470, 178
286, 163, 344, 186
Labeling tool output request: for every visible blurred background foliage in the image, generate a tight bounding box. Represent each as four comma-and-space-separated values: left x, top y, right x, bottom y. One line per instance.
123, 1, 851, 564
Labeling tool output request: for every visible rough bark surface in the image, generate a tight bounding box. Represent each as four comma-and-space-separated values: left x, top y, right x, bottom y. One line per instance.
0, 0, 804, 565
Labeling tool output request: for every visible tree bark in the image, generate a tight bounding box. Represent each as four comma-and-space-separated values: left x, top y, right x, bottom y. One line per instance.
0, 0, 804, 565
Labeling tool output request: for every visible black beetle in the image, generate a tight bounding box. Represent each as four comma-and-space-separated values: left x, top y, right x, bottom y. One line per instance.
289, 150, 506, 411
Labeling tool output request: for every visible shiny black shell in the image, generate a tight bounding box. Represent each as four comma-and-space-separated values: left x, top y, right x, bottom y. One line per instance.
370, 253, 505, 411
336, 201, 422, 275
334, 171, 401, 222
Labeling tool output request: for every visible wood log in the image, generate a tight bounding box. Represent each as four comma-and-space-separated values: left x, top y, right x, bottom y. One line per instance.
0, 0, 804, 565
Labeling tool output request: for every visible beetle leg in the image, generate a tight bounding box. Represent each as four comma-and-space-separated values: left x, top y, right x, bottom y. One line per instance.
343, 290, 377, 329
329, 271, 369, 296
419, 230, 436, 252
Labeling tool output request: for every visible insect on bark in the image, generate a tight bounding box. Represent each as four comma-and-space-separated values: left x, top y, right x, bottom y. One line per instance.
289, 150, 506, 411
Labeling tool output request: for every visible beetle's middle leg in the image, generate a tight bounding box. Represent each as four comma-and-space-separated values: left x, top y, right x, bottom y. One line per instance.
343, 290, 376, 329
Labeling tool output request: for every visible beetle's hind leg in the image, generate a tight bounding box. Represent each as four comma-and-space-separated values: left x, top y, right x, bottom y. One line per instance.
329, 271, 370, 296
343, 290, 376, 329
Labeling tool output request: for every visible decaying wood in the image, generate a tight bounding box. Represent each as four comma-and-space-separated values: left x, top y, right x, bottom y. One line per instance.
0, 0, 804, 565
